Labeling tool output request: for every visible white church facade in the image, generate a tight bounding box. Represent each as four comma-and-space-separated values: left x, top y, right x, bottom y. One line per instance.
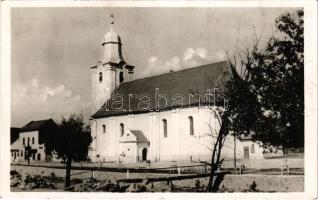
88, 16, 269, 163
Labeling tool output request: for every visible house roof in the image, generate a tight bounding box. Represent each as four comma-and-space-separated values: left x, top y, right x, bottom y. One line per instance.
10, 127, 20, 144
92, 61, 230, 118
239, 135, 253, 141
20, 119, 56, 132
130, 130, 149, 143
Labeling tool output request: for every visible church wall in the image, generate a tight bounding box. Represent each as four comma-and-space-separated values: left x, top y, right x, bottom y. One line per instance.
89, 107, 267, 163
120, 142, 138, 163
91, 106, 266, 163
92, 108, 258, 162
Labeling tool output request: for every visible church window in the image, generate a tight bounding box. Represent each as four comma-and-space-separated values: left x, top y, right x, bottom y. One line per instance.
120, 123, 124, 137
162, 119, 167, 138
99, 72, 103, 83
251, 144, 255, 153
119, 71, 124, 83
102, 125, 106, 133
189, 116, 194, 135
23, 138, 25, 145
32, 137, 34, 144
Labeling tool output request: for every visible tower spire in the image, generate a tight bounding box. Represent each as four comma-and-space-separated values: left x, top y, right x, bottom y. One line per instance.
100, 12, 124, 64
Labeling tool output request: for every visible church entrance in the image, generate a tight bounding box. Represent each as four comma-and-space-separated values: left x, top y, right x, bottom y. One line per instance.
142, 148, 147, 161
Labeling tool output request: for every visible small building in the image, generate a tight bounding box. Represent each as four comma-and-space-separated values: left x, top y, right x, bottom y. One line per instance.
119, 130, 150, 163
17, 119, 59, 162
236, 136, 266, 160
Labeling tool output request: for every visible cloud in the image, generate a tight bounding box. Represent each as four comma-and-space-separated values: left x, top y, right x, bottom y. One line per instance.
13, 78, 79, 103
140, 47, 226, 77
12, 78, 90, 126
183, 47, 207, 61
140, 56, 181, 77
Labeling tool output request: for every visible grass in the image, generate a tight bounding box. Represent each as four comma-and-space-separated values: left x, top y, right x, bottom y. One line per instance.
10, 164, 304, 192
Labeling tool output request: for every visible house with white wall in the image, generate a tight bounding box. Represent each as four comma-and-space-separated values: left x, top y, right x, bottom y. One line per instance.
16, 119, 59, 162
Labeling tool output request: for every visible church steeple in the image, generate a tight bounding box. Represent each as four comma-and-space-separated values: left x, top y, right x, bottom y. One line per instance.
100, 13, 125, 66
92, 13, 135, 113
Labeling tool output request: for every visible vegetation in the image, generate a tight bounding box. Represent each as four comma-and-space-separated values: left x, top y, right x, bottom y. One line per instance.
45, 114, 92, 188
228, 9, 304, 151
205, 9, 304, 192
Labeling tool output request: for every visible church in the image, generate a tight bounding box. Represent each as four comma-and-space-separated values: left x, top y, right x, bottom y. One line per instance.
88, 16, 267, 163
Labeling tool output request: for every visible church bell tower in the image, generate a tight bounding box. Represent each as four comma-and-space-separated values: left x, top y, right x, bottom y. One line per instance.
91, 14, 134, 113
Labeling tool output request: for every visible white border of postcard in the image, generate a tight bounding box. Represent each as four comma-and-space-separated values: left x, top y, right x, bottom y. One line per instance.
1, 1, 317, 199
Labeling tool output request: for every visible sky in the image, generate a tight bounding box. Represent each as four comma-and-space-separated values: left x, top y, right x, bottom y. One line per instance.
11, 7, 297, 127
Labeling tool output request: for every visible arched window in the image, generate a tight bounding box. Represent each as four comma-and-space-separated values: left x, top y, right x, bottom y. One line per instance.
120, 123, 124, 137
99, 72, 103, 83
251, 144, 255, 153
189, 116, 194, 135
119, 71, 124, 83
162, 119, 167, 138
102, 125, 106, 134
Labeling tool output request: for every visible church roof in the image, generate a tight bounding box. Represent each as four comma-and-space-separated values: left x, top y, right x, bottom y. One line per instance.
130, 130, 150, 143
92, 61, 231, 118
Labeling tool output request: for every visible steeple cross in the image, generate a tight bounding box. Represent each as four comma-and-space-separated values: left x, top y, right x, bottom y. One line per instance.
110, 13, 114, 25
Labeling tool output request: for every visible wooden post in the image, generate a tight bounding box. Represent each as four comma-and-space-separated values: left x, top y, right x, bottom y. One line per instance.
281, 166, 284, 175
126, 170, 129, 179
177, 167, 181, 175
287, 165, 289, 175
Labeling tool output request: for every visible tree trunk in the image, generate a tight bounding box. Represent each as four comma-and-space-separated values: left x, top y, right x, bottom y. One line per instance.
206, 143, 217, 191
64, 156, 72, 188
283, 147, 289, 174
233, 134, 237, 174
207, 164, 216, 192
211, 135, 224, 192
207, 132, 222, 192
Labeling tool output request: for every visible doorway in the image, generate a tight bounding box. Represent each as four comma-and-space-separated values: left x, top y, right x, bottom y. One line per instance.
142, 148, 147, 161
243, 146, 249, 159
